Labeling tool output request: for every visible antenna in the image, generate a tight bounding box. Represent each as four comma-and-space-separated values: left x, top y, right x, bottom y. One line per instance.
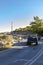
11, 22, 13, 33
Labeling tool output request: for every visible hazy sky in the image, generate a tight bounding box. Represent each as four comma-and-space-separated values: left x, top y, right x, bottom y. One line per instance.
0, 0, 43, 32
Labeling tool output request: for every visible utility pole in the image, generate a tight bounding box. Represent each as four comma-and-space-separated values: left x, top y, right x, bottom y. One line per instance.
11, 22, 13, 34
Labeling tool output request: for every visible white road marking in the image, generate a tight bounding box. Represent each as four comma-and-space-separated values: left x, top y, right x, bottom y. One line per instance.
31, 48, 42, 60
10, 59, 32, 65
12, 59, 28, 63
24, 46, 43, 65
0, 41, 43, 65
8, 59, 32, 65
29, 52, 43, 65
13, 59, 28, 62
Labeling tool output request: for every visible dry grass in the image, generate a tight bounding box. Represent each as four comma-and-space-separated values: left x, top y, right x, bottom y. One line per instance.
0, 35, 14, 51
0, 44, 12, 51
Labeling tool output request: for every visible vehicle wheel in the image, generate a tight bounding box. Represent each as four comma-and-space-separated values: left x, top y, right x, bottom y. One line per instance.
36, 41, 38, 45
27, 41, 30, 45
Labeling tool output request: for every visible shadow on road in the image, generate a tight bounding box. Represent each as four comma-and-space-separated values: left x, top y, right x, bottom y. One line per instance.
13, 42, 27, 46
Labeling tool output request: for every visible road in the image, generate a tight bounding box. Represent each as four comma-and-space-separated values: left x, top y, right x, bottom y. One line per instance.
0, 40, 43, 65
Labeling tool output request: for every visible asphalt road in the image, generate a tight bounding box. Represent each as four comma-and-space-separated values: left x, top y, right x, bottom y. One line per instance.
0, 40, 43, 65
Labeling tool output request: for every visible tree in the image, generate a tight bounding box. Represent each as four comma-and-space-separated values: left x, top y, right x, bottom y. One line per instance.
15, 26, 31, 32
30, 16, 43, 34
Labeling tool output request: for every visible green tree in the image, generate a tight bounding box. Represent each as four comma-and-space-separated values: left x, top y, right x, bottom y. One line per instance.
30, 16, 43, 35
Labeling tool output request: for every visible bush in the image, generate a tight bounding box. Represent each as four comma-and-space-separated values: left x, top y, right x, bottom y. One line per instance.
0, 35, 14, 51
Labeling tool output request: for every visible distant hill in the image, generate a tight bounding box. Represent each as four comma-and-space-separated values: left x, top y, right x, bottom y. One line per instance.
14, 26, 31, 32
12, 26, 32, 35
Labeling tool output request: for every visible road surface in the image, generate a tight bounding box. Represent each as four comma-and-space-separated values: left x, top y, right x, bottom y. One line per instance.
0, 40, 43, 65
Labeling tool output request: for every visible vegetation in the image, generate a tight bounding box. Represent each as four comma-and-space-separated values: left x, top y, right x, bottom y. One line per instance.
14, 16, 43, 36
15, 26, 31, 31
30, 16, 43, 35
0, 16, 43, 50
0, 35, 14, 51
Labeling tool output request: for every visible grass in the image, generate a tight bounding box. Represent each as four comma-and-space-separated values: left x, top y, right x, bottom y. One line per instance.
0, 44, 12, 51
0, 35, 15, 51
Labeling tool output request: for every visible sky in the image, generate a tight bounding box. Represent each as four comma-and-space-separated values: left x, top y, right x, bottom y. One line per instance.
0, 0, 43, 32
